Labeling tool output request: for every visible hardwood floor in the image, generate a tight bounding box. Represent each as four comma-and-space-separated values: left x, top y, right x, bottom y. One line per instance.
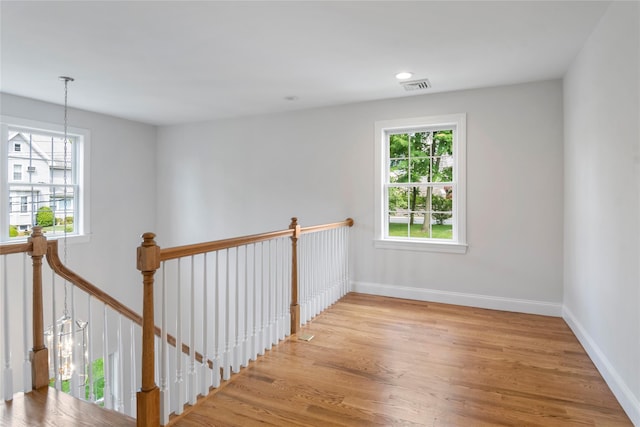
172, 293, 632, 427
0, 386, 136, 426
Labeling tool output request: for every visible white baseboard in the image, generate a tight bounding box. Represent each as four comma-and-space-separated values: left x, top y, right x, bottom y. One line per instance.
563, 306, 640, 426
351, 281, 563, 317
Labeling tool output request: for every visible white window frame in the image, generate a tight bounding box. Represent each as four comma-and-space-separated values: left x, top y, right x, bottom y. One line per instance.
374, 113, 467, 254
13, 164, 22, 181
1, 116, 91, 243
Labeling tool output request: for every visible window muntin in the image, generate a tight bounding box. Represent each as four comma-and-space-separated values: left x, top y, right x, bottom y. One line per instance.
386, 130, 454, 241
375, 114, 466, 253
2, 117, 89, 242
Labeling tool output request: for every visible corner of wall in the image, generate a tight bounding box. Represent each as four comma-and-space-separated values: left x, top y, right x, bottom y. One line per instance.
563, 306, 640, 426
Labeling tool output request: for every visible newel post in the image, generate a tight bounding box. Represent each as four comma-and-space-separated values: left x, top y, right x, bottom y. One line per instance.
136, 233, 160, 427
28, 226, 49, 390
289, 218, 301, 334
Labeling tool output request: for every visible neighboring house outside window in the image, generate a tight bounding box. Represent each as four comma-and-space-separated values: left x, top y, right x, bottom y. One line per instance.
374, 113, 467, 253
1, 116, 90, 242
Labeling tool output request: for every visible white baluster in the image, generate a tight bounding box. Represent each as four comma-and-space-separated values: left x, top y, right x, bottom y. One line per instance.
51, 270, 60, 390
222, 249, 231, 381
201, 253, 210, 397
257, 242, 265, 357
129, 321, 136, 417
87, 295, 94, 402
232, 248, 240, 373
212, 252, 221, 388
299, 237, 306, 325
281, 237, 288, 339
22, 253, 32, 394
330, 230, 335, 305
188, 256, 197, 405
274, 239, 281, 343
269, 240, 276, 347
175, 259, 184, 415
103, 305, 112, 409
2, 255, 13, 400
346, 225, 351, 293
283, 237, 288, 335
70, 283, 79, 398
160, 262, 170, 425
276, 238, 283, 341
116, 315, 124, 413
242, 245, 250, 367
321, 231, 328, 312
251, 244, 259, 361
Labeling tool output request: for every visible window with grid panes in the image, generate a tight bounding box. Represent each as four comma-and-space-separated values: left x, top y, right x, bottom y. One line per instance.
374, 114, 467, 253
1, 116, 90, 242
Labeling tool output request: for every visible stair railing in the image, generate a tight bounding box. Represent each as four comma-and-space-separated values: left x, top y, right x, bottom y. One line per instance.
2, 227, 149, 417
1, 217, 353, 427
136, 217, 353, 426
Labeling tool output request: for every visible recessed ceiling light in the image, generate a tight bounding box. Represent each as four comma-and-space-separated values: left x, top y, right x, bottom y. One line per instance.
395, 72, 413, 80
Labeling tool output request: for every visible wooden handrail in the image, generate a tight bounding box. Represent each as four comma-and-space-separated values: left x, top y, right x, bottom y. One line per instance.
0, 241, 32, 255
47, 240, 143, 324
47, 239, 213, 368
159, 229, 294, 261
299, 218, 354, 234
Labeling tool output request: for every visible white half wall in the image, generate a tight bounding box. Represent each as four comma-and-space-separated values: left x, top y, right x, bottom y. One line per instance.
563, 1, 640, 425
158, 79, 564, 310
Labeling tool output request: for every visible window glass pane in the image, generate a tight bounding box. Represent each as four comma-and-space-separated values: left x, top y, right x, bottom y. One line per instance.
410, 132, 432, 157
408, 212, 429, 238
433, 130, 453, 155
431, 156, 453, 182
389, 159, 408, 183
388, 211, 409, 237
389, 133, 409, 159
431, 186, 453, 240
409, 159, 430, 184
388, 187, 408, 211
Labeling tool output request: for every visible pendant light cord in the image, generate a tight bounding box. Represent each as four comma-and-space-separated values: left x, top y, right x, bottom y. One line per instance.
60, 76, 73, 316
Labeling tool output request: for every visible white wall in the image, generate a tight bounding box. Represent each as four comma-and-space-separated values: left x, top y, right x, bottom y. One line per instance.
563, 1, 640, 425
158, 79, 565, 315
1, 93, 157, 311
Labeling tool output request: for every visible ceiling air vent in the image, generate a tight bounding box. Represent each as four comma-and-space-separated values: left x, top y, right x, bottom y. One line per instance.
400, 78, 431, 91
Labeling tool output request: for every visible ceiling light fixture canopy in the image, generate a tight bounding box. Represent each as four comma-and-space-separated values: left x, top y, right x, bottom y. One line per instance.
395, 72, 413, 80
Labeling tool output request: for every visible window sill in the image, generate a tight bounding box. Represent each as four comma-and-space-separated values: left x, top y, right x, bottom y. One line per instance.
374, 238, 467, 254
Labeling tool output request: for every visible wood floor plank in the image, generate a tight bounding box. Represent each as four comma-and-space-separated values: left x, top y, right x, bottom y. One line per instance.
171, 293, 632, 427
0, 386, 136, 426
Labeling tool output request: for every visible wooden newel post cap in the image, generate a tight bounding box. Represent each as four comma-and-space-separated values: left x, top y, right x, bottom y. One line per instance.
28, 226, 47, 256
289, 217, 300, 237
137, 232, 161, 272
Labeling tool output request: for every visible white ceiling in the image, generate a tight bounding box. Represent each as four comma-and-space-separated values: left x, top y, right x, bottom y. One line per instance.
1, 1, 610, 126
